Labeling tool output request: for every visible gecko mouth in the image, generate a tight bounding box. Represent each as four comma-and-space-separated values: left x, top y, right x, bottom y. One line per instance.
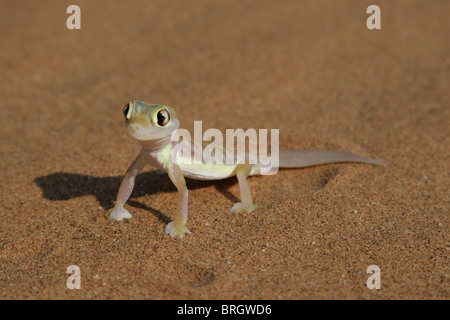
127, 124, 149, 137
127, 123, 165, 142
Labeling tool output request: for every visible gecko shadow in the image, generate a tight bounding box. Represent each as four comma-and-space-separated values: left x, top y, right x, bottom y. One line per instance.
34, 171, 240, 223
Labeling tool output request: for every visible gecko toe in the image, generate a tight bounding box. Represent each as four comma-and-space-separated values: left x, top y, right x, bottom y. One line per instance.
165, 221, 191, 238
106, 207, 132, 221
230, 202, 257, 213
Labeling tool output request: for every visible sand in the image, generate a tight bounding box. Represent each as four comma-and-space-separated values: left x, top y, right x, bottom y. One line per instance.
0, 0, 448, 299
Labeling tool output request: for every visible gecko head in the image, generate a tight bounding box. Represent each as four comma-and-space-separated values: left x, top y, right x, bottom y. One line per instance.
122, 100, 180, 142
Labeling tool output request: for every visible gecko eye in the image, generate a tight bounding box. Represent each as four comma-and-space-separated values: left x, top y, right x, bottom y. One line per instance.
157, 109, 170, 126
123, 103, 131, 120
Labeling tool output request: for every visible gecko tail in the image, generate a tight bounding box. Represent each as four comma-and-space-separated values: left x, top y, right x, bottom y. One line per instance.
278, 150, 387, 168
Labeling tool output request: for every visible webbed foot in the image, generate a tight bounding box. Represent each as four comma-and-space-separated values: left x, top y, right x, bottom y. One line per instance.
164, 221, 191, 238
229, 202, 257, 213
105, 207, 132, 221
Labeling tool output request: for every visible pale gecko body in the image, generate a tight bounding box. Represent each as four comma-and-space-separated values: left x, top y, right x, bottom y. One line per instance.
106, 101, 385, 238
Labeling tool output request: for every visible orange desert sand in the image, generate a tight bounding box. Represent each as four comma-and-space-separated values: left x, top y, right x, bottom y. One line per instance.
0, 0, 448, 299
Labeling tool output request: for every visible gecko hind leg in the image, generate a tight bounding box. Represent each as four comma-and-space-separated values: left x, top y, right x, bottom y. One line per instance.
230, 165, 257, 213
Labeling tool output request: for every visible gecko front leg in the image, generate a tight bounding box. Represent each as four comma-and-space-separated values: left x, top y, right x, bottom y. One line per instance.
106, 152, 146, 220
164, 161, 191, 238
230, 165, 257, 213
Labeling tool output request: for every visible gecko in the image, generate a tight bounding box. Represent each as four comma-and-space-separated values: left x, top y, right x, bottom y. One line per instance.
105, 100, 385, 238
